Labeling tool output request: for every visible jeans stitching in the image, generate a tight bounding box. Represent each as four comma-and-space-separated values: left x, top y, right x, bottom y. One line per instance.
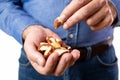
96, 55, 118, 66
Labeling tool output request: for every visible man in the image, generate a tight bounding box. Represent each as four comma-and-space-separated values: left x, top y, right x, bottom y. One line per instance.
0, 0, 120, 80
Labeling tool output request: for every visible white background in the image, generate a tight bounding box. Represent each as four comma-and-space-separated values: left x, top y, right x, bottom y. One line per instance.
0, 27, 120, 80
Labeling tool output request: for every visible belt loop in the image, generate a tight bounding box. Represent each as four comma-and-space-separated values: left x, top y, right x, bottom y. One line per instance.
86, 46, 92, 60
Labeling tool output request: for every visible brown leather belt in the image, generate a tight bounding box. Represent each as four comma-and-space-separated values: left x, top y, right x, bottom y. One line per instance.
77, 36, 113, 61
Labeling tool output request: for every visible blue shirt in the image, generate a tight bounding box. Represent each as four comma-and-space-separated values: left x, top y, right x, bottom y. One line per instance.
0, 0, 120, 48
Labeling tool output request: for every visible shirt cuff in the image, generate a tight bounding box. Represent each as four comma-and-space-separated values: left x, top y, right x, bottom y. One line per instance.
12, 16, 40, 45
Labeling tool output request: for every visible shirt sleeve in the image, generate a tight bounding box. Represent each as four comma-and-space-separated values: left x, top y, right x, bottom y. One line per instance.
110, 0, 120, 26
0, 0, 40, 44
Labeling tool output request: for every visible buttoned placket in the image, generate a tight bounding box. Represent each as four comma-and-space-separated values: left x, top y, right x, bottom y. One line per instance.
65, 25, 79, 48
64, 25, 79, 80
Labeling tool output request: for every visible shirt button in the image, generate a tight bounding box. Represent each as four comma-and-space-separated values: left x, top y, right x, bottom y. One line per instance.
69, 34, 74, 38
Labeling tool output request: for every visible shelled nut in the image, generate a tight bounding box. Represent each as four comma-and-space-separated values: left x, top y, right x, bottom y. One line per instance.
54, 17, 64, 29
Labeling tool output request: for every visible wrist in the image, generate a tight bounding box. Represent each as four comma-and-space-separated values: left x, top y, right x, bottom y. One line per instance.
22, 25, 44, 41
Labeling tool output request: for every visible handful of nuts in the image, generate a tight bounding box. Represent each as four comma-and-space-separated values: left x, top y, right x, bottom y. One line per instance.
38, 36, 71, 58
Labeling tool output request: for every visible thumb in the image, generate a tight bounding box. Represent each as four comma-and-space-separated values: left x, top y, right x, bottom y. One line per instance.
24, 40, 46, 67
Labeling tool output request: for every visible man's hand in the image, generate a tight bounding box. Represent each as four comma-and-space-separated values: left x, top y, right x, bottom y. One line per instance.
57, 0, 117, 31
22, 25, 80, 76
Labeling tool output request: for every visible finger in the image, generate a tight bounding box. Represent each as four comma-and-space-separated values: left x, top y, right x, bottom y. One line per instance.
68, 49, 80, 66
30, 53, 59, 75
86, 5, 108, 26
44, 52, 60, 74
107, 1, 117, 21
90, 13, 113, 31
24, 40, 46, 66
71, 49, 80, 61
63, 0, 106, 30
59, 0, 92, 22
54, 53, 73, 76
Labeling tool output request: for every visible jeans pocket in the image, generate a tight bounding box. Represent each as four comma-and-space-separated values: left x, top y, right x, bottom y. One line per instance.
19, 48, 30, 67
96, 55, 118, 67
96, 45, 118, 67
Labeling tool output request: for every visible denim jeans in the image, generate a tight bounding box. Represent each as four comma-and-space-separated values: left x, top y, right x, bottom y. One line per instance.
19, 45, 118, 80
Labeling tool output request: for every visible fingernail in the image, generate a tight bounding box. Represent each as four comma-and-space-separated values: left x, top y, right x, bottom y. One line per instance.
63, 23, 68, 30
